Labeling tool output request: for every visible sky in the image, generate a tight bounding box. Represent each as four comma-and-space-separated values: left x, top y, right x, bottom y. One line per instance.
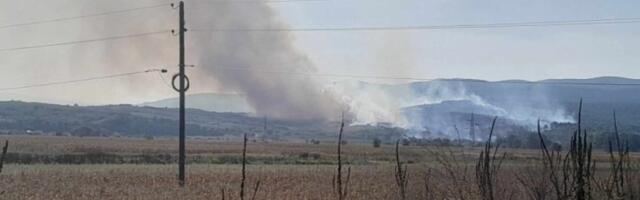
0, 0, 639, 105
272, 0, 640, 81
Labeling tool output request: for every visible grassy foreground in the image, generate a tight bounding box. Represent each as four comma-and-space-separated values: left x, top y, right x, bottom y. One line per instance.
0, 135, 639, 199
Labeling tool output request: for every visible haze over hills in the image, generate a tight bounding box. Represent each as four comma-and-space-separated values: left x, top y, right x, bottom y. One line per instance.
0, 76, 639, 141
403, 76, 640, 137
140, 93, 252, 113
137, 77, 640, 137
143, 76, 640, 113
320, 76, 640, 137
413, 76, 640, 104
0, 101, 334, 138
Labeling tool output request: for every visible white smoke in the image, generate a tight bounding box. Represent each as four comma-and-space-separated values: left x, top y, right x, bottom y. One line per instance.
327, 80, 575, 138
325, 81, 411, 127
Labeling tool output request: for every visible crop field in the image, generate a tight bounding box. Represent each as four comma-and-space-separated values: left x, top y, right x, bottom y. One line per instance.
0, 135, 639, 200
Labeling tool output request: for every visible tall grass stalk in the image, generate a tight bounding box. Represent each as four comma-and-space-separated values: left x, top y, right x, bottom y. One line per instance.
475, 117, 505, 200
423, 169, 433, 200
567, 99, 595, 200
595, 111, 632, 199
240, 133, 247, 200
0, 140, 7, 173
395, 140, 408, 200
251, 180, 261, 200
333, 113, 350, 200
535, 99, 595, 200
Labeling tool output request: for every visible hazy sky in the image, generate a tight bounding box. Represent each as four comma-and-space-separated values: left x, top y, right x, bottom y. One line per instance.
273, 0, 640, 81
0, 0, 639, 105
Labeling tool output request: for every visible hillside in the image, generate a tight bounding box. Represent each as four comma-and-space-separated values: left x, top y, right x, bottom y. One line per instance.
0, 101, 400, 141
409, 76, 640, 104
140, 93, 252, 113
2, 77, 640, 141
143, 77, 640, 114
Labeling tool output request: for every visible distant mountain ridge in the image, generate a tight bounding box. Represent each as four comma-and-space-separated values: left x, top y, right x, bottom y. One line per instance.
540, 76, 640, 84
355, 76, 640, 138
0, 76, 639, 140
438, 76, 640, 84
140, 77, 640, 114
412, 76, 640, 104
0, 101, 331, 137
140, 93, 253, 113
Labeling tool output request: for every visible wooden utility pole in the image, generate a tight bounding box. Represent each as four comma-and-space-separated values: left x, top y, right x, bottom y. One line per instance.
177, 1, 187, 187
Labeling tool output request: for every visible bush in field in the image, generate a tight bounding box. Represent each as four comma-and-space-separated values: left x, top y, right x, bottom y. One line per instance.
0, 140, 8, 195
373, 138, 381, 148
143, 135, 154, 140
401, 138, 410, 146
0, 140, 7, 173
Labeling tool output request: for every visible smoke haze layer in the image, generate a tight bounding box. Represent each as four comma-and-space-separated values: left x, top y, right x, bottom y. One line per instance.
331, 80, 575, 138
0, 0, 577, 133
4, 0, 343, 119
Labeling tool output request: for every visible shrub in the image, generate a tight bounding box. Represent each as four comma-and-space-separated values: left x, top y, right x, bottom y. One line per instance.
373, 138, 381, 148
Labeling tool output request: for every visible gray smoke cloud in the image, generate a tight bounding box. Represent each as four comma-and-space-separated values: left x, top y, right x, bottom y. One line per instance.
0, 0, 180, 104
24, 0, 344, 119
185, 2, 342, 119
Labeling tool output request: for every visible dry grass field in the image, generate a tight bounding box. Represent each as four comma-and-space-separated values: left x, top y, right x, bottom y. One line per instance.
0, 164, 433, 200
0, 135, 639, 199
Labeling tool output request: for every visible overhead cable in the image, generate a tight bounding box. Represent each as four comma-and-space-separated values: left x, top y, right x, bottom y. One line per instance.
0, 3, 172, 30
0, 30, 171, 52
190, 17, 640, 32
0, 68, 166, 91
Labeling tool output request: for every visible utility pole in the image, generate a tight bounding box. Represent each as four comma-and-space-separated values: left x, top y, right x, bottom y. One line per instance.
263, 116, 267, 138
171, 1, 188, 187
469, 112, 475, 142
179, 0, 186, 187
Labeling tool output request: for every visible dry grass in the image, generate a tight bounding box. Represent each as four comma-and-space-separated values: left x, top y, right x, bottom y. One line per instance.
1, 135, 640, 199
0, 164, 432, 200
4, 135, 634, 163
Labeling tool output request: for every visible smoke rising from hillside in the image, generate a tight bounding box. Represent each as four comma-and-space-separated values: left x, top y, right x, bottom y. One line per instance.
1, 0, 576, 134
186, 2, 342, 119
31, 0, 344, 119
329, 80, 575, 138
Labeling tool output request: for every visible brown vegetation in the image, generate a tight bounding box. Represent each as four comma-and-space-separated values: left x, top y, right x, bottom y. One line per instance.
1, 101, 640, 199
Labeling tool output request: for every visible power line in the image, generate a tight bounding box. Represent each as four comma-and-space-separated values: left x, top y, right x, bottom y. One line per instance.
0, 69, 166, 92
0, 3, 172, 30
0, 30, 171, 52
2, 65, 634, 92
157, 71, 175, 90
0, 0, 326, 31
184, 0, 328, 3
206, 65, 640, 86
209, 65, 436, 81
190, 17, 640, 32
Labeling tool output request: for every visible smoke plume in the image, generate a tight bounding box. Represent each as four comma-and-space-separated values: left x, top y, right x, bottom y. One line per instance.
1, 0, 575, 134
40, 0, 344, 119
186, 2, 342, 119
